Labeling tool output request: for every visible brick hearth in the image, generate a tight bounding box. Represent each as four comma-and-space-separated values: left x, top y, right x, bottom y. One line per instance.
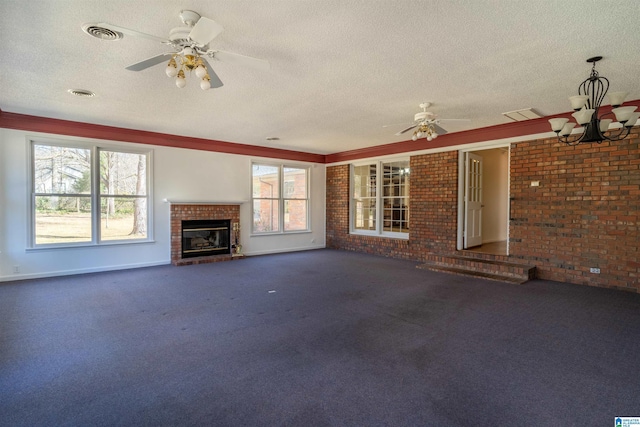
170, 204, 241, 266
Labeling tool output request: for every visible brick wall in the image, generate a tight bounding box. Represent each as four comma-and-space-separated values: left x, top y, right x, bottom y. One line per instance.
410, 151, 459, 256
326, 128, 639, 292
510, 128, 640, 291
326, 151, 459, 261
170, 204, 240, 265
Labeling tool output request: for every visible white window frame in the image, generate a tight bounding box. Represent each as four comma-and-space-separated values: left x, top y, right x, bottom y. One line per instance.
350, 158, 409, 239
28, 138, 153, 248
251, 162, 310, 235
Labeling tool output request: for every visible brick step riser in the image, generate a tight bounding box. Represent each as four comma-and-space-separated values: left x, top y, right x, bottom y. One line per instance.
420, 265, 529, 284
423, 257, 536, 281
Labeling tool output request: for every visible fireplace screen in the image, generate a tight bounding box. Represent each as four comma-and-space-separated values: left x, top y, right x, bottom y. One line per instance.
182, 219, 231, 258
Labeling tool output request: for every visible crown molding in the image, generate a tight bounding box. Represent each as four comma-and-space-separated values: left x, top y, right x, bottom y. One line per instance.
0, 110, 326, 164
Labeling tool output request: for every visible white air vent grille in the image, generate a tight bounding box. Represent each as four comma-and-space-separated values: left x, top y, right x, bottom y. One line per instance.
502, 108, 542, 122
82, 24, 123, 41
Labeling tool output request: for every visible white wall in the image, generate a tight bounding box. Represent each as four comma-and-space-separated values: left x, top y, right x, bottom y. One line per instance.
0, 128, 326, 281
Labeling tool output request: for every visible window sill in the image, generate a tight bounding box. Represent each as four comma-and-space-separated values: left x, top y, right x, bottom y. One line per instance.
349, 231, 409, 240
250, 230, 312, 237
27, 239, 156, 252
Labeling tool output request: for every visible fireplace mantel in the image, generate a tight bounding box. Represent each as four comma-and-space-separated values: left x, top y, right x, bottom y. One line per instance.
164, 199, 248, 205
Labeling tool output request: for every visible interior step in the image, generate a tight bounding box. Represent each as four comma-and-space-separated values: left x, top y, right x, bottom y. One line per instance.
417, 254, 536, 284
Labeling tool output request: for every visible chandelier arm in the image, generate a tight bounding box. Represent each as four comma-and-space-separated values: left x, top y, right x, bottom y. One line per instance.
593, 76, 609, 113
557, 134, 582, 146
601, 125, 632, 142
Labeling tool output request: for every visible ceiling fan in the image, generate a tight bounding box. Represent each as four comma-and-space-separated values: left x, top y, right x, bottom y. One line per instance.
82, 10, 270, 90
386, 103, 470, 141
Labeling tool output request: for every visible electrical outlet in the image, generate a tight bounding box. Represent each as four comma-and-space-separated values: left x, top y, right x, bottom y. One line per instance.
13, 265, 20, 274
590, 267, 600, 274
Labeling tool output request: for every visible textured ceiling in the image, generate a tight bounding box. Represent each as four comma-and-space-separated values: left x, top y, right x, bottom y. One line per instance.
1, 0, 639, 155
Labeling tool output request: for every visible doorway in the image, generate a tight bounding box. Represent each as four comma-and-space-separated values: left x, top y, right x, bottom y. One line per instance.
457, 146, 510, 255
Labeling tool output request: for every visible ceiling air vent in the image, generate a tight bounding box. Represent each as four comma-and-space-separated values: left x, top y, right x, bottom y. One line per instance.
82, 23, 123, 41
68, 89, 96, 98
502, 108, 542, 122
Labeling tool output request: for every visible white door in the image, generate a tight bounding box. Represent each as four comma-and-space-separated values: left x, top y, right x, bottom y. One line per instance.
464, 152, 483, 248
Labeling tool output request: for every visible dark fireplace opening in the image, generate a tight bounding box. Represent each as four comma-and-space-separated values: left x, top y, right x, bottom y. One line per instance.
182, 219, 231, 259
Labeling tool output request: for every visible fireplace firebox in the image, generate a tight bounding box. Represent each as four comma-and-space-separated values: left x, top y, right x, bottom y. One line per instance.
181, 219, 231, 259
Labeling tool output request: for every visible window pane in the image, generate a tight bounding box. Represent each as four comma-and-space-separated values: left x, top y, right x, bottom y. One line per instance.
353, 198, 376, 230
284, 199, 307, 231
383, 197, 409, 233
252, 164, 279, 198
100, 151, 147, 196
382, 161, 409, 234
100, 197, 147, 241
253, 199, 280, 232
34, 145, 91, 194
283, 167, 307, 198
353, 164, 376, 198
34, 196, 92, 244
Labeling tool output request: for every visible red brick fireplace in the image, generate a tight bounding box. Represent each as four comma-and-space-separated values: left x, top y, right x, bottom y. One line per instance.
170, 203, 241, 266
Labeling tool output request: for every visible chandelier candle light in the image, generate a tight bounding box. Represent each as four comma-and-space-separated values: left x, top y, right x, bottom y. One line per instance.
549, 56, 638, 145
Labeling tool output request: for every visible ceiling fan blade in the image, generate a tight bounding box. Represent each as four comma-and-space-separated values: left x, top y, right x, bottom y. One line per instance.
189, 17, 224, 46
395, 124, 418, 135
125, 53, 173, 71
382, 122, 413, 129
95, 22, 170, 44
210, 50, 271, 71
203, 58, 224, 88
438, 118, 471, 124
433, 124, 448, 135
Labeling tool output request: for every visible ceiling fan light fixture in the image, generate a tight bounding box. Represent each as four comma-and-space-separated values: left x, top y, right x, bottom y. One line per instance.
195, 57, 207, 78
176, 69, 186, 88
200, 75, 211, 90
165, 57, 178, 77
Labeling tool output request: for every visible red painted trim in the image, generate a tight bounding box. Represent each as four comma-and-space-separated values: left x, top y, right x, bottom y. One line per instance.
326, 99, 640, 163
3, 100, 639, 164
0, 110, 326, 164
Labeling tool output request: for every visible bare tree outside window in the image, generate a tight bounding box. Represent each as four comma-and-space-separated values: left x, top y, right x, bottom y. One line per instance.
32, 142, 150, 246
100, 150, 147, 241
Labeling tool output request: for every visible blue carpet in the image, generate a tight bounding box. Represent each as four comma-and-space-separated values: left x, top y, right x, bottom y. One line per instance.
1, 249, 639, 426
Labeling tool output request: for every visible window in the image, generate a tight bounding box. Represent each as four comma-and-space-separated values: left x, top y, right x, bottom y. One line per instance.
351, 159, 409, 237
252, 163, 309, 234
31, 141, 151, 247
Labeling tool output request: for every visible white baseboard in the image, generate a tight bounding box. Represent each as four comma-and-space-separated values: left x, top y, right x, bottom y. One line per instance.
242, 245, 326, 257
0, 260, 171, 282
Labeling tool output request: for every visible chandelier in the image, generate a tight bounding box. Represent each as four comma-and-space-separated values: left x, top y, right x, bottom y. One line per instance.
165, 47, 212, 90
411, 123, 439, 141
548, 56, 638, 145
